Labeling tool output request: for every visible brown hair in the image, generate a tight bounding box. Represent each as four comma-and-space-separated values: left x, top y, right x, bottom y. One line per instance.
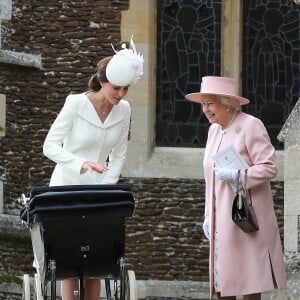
88, 56, 112, 91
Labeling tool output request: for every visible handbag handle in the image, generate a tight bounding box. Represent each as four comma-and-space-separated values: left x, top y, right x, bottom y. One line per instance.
234, 170, 241, 193
243, 169, 253, 205
244, 169, 248, 188
235, 169, 251, 197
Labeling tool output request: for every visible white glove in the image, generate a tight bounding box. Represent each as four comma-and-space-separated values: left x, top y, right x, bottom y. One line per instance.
202, 216, 210, 240
214, 167, 238, 183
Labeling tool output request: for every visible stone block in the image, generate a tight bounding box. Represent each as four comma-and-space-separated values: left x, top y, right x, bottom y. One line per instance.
284, 215, 298, 252
0, 50, 42, 69
0, 94, 5, 137
0, 0, 12, 20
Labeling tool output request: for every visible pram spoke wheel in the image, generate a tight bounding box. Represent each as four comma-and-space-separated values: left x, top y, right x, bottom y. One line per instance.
22, 274, 31, 300
127, 270, 137, 300
34, 273, 43, 300
117, 269, 137, 300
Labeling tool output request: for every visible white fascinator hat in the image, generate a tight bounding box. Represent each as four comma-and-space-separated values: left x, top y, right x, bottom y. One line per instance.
106, 36, 144, 86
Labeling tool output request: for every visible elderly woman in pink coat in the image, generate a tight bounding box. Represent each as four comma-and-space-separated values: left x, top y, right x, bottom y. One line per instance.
185, 76, 287, 300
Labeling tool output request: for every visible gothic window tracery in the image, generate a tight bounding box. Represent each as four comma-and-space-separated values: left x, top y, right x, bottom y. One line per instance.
156, 0, 221, 147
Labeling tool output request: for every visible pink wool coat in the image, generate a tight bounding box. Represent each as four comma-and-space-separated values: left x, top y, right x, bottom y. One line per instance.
203, 111, 287, 297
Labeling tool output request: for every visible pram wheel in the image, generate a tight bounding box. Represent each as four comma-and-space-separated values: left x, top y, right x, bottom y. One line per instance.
22, 274, 31, 300
34, 273, 43, 300
126, 270, 137, 300
118, 269, 137, 300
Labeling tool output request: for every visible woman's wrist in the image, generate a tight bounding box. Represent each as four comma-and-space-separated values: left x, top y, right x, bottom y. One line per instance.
80, 161, 90, 174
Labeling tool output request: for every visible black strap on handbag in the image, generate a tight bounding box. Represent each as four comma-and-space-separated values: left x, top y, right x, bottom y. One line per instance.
234, 169, 241, 193
232, 169, 259, 233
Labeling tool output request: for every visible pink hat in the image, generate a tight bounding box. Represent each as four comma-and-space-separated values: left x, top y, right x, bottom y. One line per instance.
185, 76, 249, 105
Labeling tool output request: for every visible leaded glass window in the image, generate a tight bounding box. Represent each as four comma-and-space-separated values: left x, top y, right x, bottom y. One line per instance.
156, 0, 222, 147
242, 0, 300, 149
156, 0, 299, 149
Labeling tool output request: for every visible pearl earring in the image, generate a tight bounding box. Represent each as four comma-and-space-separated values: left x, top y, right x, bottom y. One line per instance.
226, 107, 229, 112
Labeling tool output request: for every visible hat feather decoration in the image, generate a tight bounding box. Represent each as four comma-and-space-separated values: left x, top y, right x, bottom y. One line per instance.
106, 36, 144, 86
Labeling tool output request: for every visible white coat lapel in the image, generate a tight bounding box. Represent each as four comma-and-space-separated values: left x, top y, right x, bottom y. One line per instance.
77, 97, 124, 128
78, 98, 104, 128
105, 104, 124, 128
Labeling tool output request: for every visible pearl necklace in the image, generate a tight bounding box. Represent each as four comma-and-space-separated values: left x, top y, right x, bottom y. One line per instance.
222, 110, 237, 131
223, 110, 237, 129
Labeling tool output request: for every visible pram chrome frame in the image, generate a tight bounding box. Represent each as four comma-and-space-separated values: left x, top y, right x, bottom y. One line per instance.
20, 184, 137, 300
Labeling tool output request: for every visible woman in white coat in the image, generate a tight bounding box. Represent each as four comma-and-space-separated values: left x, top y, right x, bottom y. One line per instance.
43, 38, 143, 300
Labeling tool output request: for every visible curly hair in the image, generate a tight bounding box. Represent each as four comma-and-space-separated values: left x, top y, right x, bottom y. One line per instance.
219, 96, 241, 111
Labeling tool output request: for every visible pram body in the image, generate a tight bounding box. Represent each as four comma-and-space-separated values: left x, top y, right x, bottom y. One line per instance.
20, 184, 137, 300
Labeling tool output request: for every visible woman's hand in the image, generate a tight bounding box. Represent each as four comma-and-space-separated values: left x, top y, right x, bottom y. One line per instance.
203, 216, 210, 240
80, 161, 109, 174
214, 167, 238, 182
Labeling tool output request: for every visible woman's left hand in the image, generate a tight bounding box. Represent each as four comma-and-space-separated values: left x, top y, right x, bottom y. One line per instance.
203, 216, 210, 240
80, 161, 109, 174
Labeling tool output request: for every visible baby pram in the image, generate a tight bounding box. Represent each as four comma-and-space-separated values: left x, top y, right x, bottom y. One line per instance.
20, 184, 137, 300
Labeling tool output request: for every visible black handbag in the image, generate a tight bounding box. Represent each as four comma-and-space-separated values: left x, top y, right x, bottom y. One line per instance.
232, 169, 259, 233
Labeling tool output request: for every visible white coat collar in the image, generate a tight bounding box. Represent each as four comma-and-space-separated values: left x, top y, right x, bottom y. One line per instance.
78, 95, 125, 128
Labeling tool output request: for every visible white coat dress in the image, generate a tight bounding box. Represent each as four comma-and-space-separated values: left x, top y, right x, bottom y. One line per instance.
43, 92, 131, 186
